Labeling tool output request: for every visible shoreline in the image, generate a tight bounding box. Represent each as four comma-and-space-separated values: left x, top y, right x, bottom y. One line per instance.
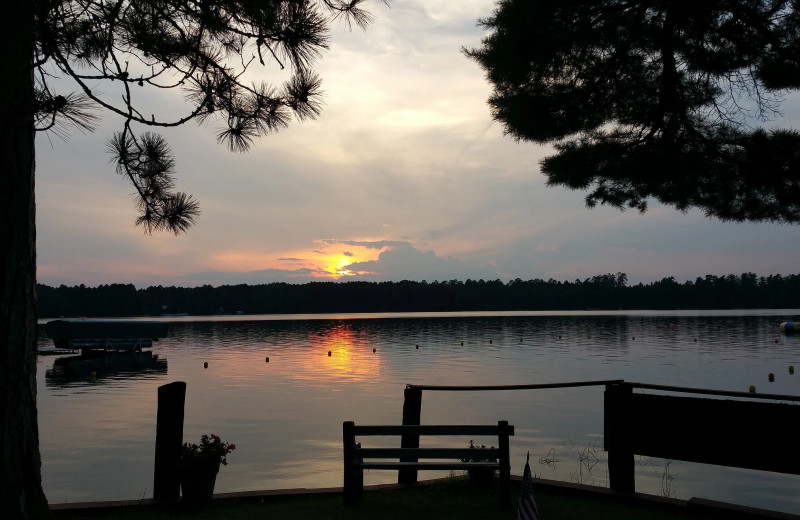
50, 476, 799, 520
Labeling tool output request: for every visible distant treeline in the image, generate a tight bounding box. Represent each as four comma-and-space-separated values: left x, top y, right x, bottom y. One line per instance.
35, 272, 800, 318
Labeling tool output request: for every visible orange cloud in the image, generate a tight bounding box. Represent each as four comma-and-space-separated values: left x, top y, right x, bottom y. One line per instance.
206, 240, 386, 280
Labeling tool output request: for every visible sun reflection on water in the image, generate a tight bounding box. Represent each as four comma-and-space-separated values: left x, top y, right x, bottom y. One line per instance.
306, 322, 384, 384
192, 321, 386, 387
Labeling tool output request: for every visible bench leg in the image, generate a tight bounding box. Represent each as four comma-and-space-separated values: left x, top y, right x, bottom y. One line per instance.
498, 420, 511, 510
355, 443, 363, 500
343, 422, 356, 505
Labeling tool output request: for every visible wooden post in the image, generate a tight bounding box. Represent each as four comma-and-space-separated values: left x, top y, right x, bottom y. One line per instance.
605, 382, 635, 493
153, 381, 186, 501
343, 421, 355, 505
498, 420, 511, 509
398, 386, 422, 484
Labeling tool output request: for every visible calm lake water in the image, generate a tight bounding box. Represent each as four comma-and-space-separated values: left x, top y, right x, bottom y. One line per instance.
36, 310, 800, 513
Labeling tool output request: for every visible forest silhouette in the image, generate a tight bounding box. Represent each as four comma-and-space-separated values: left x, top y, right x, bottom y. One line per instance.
37, 272, 800, 318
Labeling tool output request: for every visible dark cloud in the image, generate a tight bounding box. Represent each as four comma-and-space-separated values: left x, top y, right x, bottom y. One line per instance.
337, 239, 409, 250
179, 267, 325, 286
345, 241, 499, 282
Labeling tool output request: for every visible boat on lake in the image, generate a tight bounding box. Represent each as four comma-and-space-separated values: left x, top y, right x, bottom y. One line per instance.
43, 319, 168, 354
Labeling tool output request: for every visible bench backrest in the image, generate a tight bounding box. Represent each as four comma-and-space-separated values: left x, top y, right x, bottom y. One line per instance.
344, 423, 514, 462
342, 421, 515, 508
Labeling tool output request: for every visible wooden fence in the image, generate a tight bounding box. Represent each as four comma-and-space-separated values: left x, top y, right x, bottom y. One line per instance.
400, 380, 800, 493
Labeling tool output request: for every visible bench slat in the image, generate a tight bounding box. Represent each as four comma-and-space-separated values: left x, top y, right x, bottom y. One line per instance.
356, 447, 498, 459
353, 424, 514, 436
359, 461, 499, 470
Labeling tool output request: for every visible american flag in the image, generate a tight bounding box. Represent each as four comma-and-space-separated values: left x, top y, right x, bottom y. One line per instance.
518, 452, 540, 520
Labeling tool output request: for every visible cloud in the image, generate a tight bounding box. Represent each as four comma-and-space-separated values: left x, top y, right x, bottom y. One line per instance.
154, 240, 504, 287
343, 241, 500, 282
178, 267, 325, 286
33, 1, 800, 290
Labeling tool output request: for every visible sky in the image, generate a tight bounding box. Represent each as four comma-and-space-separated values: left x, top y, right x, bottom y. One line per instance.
35, 0, 800, 289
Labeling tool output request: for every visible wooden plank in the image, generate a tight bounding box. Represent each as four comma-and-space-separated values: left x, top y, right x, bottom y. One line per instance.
355, 424, 512, 436
410, 379, 624, 391
356, 447, 498, 459
153, 381, 186, 501
361, 461, 498, 470
498, 420, 511, 510
342, 421, 355, 505
604, 383, 635, 493
626, 393, 800, 474
632, 382, 800, 402
399, 386, 422, 485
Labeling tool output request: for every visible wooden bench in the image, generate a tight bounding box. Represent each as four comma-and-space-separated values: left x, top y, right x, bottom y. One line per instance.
342, 421, 514, 507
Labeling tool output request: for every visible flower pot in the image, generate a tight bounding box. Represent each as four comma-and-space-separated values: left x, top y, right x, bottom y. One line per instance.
179, 460, 221, 503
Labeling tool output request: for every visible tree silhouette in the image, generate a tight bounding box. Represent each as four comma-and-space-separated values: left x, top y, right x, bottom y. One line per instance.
465, 0, 800, 223
1, 1, 382, 516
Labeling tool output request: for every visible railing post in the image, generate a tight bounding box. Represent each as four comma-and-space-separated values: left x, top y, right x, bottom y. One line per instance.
153, 381, 186, 501
398, 385, 422, 484
343, 421, 355, 505
498, 420, 511, 509
605, 382, 635, 493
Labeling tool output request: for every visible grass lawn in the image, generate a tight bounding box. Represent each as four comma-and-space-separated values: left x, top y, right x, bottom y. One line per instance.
50, 476, 792, 520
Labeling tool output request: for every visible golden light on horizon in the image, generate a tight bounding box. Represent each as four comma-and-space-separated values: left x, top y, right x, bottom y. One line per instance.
324, 254, 356, 277
204, 240, 386, 281
317, 243, 384, 279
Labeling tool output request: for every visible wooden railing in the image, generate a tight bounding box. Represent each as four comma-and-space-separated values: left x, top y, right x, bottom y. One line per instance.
398, 380, 622, 484
400, 380, 800, 493
605, 382, 800, 492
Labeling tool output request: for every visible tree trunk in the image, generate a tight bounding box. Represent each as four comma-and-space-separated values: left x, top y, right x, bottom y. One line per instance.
0, 0, 52, 518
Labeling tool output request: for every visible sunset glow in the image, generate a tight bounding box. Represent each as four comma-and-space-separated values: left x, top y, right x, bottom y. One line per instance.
203, 241, 385, 282
34, 0, 800, 290
319, 245, 382, 279
327, 255, 355, 277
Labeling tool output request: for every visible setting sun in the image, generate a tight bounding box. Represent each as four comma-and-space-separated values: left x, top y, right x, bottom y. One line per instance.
326, 255, 355, 277
314, 241, 384, 279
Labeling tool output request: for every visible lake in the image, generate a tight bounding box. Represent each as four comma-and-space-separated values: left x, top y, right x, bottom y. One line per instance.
36, 310, 800, 513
